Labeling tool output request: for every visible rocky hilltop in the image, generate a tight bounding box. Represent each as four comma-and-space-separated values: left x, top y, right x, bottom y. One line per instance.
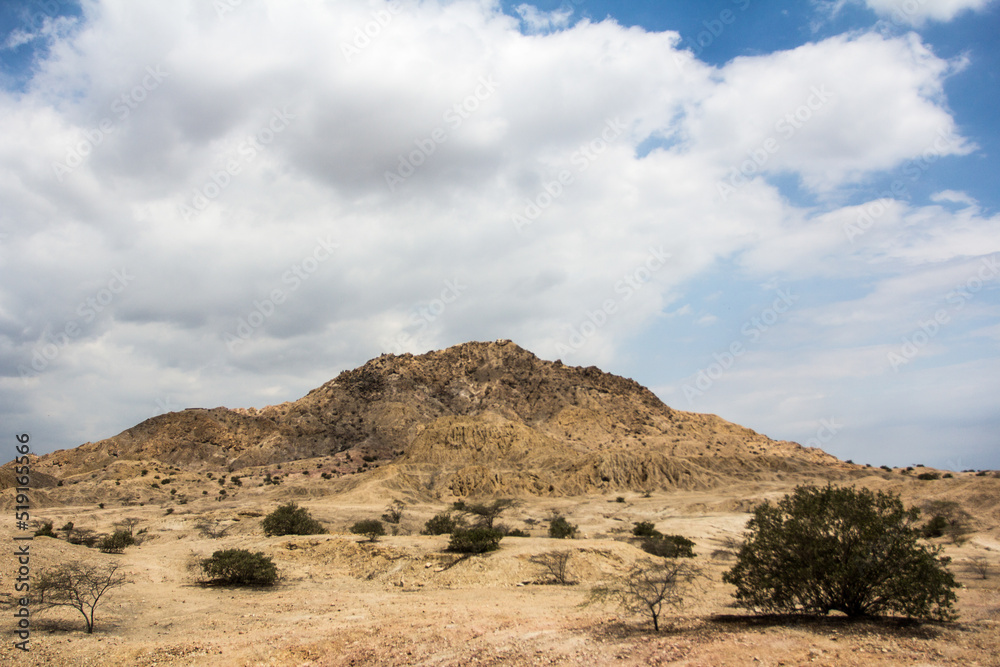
3, 340, 851, 505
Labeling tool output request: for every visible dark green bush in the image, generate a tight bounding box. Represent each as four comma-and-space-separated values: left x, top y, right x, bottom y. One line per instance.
201, 549, 277, 586
922, 514, 948, 538
34, 522, 57, 538
447, 527, 503, 554
548, 515, 578, 539
632, 521, 661, 538
640, 534, 695, 559
422, 511, 466, 535
98, 530, 135, 554
350, 519, 385, 542
261, 503, 326, 537
917, 472, 940, 481
723, 485, 958, 621
506, 528, 530, 537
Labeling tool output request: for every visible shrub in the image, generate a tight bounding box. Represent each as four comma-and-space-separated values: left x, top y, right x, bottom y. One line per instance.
921, 514, 949, 538
530, 550, 573, 584
548, 515, 578, 539
98, 530, 135, 554
632, 521, 661, 538
34, 521, 57, 538
447, 527, 503, 554
723, 485, 958, 621
506, 528, 530, 537
422, 511, 466, 535
201, 549, 277, 586
917, 472, 940, 481
350, 519, 386, 542
616, 496, 626, 503
640, 534, 695, 559
261, 503, 326, 537
452, 498, 517, 529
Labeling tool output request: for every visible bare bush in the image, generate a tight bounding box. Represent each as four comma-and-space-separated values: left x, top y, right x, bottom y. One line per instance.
587, 558, 701, 631
529, 550, 574, 585
969, 556, 991, 580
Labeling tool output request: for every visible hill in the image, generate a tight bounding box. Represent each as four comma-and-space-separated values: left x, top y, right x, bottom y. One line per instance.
2, 340, 853, 507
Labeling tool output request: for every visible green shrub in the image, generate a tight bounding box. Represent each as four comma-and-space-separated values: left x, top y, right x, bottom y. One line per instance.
34, 522, 57, 538
548, 515, 578, 539
640, 534, 695, 559
447, 527, 503, 554
201, 549, 277, 586
98, 530, 135, 554
350, 519, 385, 542
506, 528, 530, 537
917, 472, 940, 481
632, 521, 661, 538
723, 485, 958, 621
921, 514, 948, 538
422, 511, 466, 535
261, 503, 326, 537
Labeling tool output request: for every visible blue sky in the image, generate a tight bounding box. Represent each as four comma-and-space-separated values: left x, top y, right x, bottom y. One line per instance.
1, 0, 998, 470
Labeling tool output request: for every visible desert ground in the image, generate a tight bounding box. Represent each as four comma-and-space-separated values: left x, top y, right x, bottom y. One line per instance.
3, 472, 999, 667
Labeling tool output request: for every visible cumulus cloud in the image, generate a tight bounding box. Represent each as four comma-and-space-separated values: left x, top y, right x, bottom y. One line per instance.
0, 0, 996, 468
862, 0, 996, 26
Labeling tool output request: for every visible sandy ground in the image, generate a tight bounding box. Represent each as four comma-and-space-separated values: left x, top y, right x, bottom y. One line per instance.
3, 485, 999, 666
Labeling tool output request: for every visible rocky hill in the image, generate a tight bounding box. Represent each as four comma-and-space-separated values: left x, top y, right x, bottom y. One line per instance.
2, 340, 853, 506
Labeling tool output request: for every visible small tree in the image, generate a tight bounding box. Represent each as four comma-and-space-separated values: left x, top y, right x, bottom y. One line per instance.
447, 527, 503, 554
350, 519, 386, 543
452, 498, 517, 529
723, 485, 959, 621
114, 517, 141, 537
548, 514, 578, 539
381, 500, 405, 525
969, 556, 991, 580
201, 549, 277, 586
422, 511, 467, 535
35, 561, 131, 633
261, 503, 326, 537
530, 550, 574, 584
588, 558, 700, 632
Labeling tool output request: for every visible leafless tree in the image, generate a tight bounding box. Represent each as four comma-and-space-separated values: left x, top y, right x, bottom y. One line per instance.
969, 555, 991, 580
587, 558, 701, 632
35, 560, 131, 634
529, 550, 574, 585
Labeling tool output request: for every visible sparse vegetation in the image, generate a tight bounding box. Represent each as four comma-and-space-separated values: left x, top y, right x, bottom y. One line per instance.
723, 485, 959, 621
201, 549, 277, 586
35, 561, 131, 633
261, 503, 326, 537
969, 556, 991, 580
447, 527, 503, 554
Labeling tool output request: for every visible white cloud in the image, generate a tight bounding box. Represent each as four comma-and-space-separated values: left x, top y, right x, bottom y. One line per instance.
0, 0, 996, 468
862, 0, 997, 26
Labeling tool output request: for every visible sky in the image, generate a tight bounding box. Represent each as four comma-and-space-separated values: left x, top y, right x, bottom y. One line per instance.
1, 0, 998, 470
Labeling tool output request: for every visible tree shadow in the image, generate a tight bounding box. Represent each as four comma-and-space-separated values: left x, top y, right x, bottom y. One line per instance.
708, 613, 952, 639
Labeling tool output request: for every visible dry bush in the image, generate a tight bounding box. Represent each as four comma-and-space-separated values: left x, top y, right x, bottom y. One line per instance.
529, 550, 574, 584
